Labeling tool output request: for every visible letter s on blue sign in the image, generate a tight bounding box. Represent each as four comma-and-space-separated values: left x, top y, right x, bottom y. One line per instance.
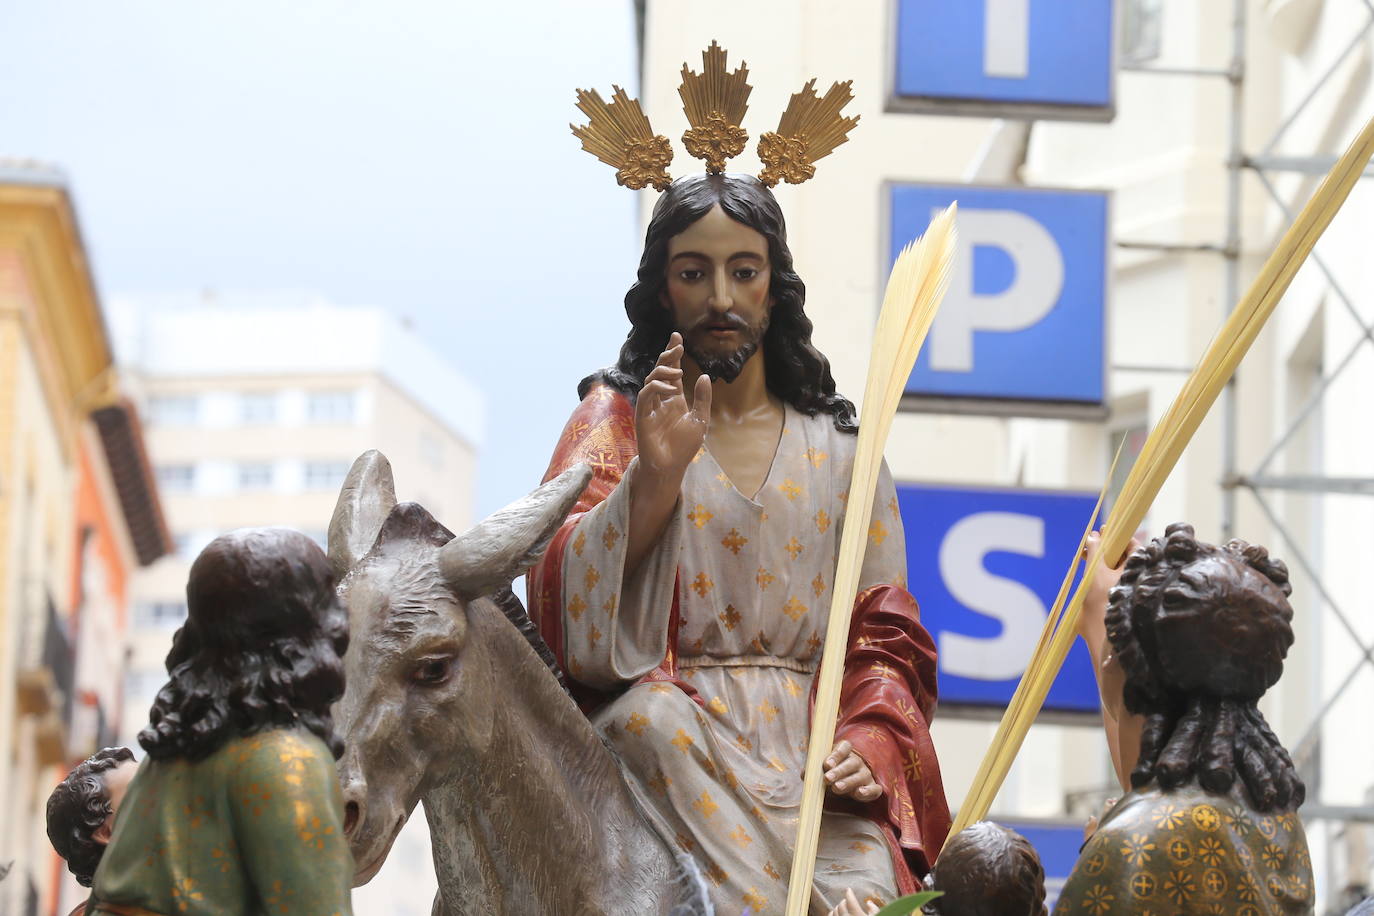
936, 511, 1047, 681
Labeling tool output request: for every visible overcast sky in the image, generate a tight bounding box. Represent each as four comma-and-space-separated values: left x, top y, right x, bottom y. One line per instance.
1, 0, 640, 518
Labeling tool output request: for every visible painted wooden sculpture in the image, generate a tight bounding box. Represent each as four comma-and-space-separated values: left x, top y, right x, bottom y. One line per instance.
1057, 523, 1313, 915
86, 528, 354, 916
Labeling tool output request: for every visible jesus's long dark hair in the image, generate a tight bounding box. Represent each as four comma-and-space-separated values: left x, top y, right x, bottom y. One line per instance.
579, 173, 857, 433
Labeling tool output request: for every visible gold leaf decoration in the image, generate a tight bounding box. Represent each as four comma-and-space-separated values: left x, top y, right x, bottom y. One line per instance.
678, 41, 753, 173
758, 79, 860, 187
571, 86, 673, 191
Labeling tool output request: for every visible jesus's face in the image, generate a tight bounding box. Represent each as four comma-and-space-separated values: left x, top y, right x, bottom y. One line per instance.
661, 204, 773, 382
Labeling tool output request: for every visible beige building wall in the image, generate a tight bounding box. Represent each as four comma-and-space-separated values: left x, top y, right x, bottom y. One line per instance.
113, 294, 482, 916
1, 173, 170, 916
643, 0, 1372, 906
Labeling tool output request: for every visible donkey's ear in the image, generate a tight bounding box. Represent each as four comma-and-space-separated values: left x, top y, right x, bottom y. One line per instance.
439, 463, 592, 600
328, 450, 398, 579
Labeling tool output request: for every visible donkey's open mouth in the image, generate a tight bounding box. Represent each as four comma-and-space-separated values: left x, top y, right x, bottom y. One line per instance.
351, 812, 407, 886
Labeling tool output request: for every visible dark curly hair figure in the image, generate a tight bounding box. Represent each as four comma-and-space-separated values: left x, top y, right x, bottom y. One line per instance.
923, 821, 1046, 916
579, 172, 858, 433
1105, 522, 1303, 812
138, 528, 348, 762
45, 746, 136, 886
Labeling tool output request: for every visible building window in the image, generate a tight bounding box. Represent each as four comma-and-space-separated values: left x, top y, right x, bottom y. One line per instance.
125, 669, 169, 704
240, 392, 277, 424
172, 532, 195, 557
147, 395, 199, 426
237, 462, 275, 490
1122, 0, 1163, 66
1105, 423, 1149, 520
304, 460, 350, 491
156, 464, 197, 492
306, 391, 356, 424
135, 600, 187, 628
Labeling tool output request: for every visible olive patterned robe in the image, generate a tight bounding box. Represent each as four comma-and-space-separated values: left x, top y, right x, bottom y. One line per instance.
90, 728, 353, 916
1055, 784, 1313, 915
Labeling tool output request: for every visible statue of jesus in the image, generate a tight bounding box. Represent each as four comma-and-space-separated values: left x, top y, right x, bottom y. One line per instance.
529, 170, 951, 915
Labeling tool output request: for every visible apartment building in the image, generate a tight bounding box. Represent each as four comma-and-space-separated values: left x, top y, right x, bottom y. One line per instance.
109, 292, 484, 916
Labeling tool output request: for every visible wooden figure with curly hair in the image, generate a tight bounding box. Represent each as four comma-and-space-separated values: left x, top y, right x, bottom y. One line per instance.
1060, 523, 1313, 915
86, 528, 354, 916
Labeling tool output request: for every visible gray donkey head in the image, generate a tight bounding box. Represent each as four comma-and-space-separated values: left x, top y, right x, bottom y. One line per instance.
327, 450, 589, 886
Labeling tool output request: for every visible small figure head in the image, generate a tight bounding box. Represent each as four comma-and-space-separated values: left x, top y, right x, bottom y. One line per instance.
138, 527, 347, 762
584, 172, 856, 431
46, 747, 138, 886
1106, 522, 1303, 810
924, 821, 1046, 916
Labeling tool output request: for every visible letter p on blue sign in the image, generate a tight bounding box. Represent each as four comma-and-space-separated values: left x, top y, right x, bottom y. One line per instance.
889, 183, 1109, 415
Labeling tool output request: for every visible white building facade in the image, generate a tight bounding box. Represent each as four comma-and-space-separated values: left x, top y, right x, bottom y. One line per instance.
110, 292, 483, 916
641, 0, 1374, 909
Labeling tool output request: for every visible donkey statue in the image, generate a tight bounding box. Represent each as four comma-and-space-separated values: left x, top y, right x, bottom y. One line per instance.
326, 450, 711, 916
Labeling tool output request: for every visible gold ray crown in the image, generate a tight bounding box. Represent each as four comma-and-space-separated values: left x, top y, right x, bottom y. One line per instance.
571, 41, 859, 191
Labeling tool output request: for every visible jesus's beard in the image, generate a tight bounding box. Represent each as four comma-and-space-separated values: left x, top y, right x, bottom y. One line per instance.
680, 312, 769, 384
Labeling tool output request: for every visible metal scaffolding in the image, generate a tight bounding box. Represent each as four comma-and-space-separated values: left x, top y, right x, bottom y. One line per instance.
1122, 0, 1374, 907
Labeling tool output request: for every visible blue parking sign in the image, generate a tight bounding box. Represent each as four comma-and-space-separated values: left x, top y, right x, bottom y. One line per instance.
897, 482, 1100, 715
890, 182, 1109, 414
891, 0, 1115, 120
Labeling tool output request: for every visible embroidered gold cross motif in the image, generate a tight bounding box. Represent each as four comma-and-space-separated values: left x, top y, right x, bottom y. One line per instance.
719, 604, 741, 630
584, 567, 600, 590
785, 537, 804, 559
814, 509, 831, 533
671, 730, 695, 753
721, 528, 748, 554
868, 519, 888, 545
573, 531, 586, 557
693, 790, 719, 819
687, 503, 714, 528
779, 479, 802, 500
625, 713, 650, 736
756, 567, 775, 590
811, 573, 825, 596
782, 596, 808, 621
728, 824, 753, 847
803, 447, 828, 467
602, 524, 620, 551
690, 572, 714, 596
568, 594, 587, 621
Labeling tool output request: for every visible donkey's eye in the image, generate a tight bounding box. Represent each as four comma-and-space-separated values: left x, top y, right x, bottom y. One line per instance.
410, 657, 455, 687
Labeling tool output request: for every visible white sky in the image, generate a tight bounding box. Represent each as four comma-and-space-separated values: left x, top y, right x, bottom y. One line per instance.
0, 0, 641, 518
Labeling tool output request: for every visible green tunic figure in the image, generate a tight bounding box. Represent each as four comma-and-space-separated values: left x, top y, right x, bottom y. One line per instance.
89, 528, 354, 916
1058, 524, 1313, 915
